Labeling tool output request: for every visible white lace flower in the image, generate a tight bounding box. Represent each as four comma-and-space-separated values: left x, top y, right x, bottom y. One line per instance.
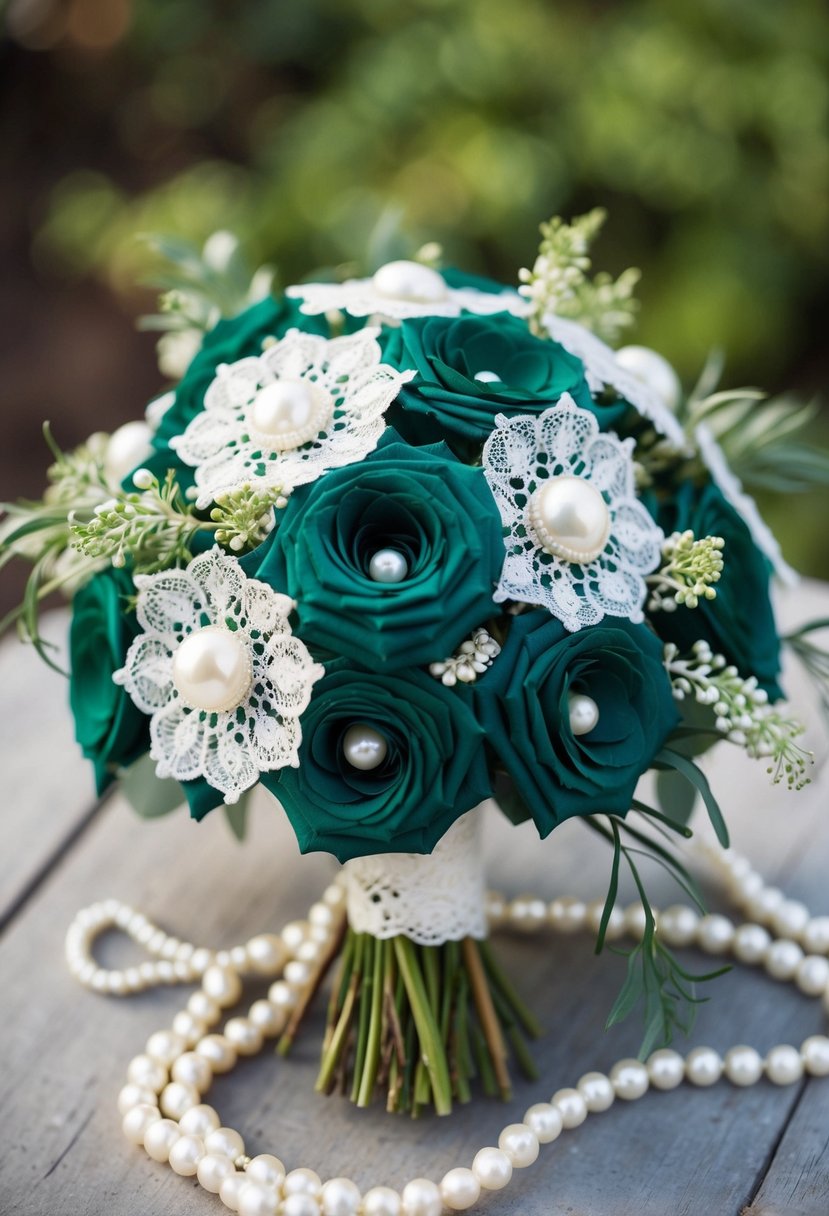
541, 312, 686, 447
695, 422, 798, 587
286, 259, 528, 322
114, 548, 324, 804
170, 327, 414, 509
482, 395, 664, 632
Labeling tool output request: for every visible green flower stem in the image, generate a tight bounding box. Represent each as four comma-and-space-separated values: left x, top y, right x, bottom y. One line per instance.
462, 937, 511, 1102
355, 935, 385, 1107
394, 937, 453, 1116
315, 933, 363, 1096
479, 939, 544, 1039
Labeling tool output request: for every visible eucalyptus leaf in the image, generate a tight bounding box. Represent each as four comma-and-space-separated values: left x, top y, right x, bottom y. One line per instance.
120, 753, 185, 819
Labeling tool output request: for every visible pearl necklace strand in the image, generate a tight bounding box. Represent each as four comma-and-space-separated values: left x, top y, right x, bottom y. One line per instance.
65, 844, 829, 1216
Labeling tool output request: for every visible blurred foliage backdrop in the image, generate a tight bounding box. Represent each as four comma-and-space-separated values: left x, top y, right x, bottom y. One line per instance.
1, 0, 828, 605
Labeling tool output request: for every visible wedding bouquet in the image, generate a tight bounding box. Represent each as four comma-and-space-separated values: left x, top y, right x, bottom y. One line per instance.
3, 211, 827, 1116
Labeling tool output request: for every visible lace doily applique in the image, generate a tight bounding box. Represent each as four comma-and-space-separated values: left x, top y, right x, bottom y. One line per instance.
482, 395, 664, 632
695, 422, 798, 588
171, 328, 414, 509
542, 313, 686, 447
114, 548, 323, 803
343, 809, 487, 946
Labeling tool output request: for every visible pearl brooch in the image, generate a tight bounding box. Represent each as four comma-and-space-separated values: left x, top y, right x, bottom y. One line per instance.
527, 475, 611, 564
248, 379, 333, 450
171, 626, 253, 713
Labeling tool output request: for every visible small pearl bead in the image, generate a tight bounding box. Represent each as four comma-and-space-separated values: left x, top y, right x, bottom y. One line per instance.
696, 914, 735, 954
160, 1080, 199, 1119
122, 1103, 161, 1145
310, 901, 337, 929
285, 959, 314, 988
224, 1018, 264, 1055
552, 1087, 588, 1127
169, 1134, 206, 1176
246, 934, 287, 975
685, 1047, 723, 1087
283, 1197, 321, 1216
802, 917, 829, 954
549, 897, 587, 933
472, 1147, 513, 1190
368, 548, 409, 584
646, 1049, 685, 1091
179, 1103, 221, 1137
802, 1035, 829, 1076
220, 1171, 248, 1212
765, 1044, 803, 1085
285, 1168, 322, 1197
268, 981, 298, 1013
172, 1011, 208, 1044
658, 905, 699, 947
237, 1180, 280, 1216
362, 1186, 402, 1216
189, 991, 222, 1024
172, 1051, 213, 1091
772, 900, 810, 939
205, 1127, 246, 1161
342, 724, 388, 771
199, 1153, 236, 1193
143, 1117, 181, 1162
796, 954, 829, 995
145, 1029, 186, 1066
610, 1059, 649, 1100
742, 886, 783, 923
623, 903, 648, 939
439, 1168, 480, 1211
510, 896, 548, 931
203, 965, 243, 1007
196, 1034, 237, 1073
320, 1177, 361, 1216
733, 923, 772, 964
246, 1155, 286, 1189
281, 920, 310, 951
117, 1083, 157, 1115
127, 1053, 167, 1092
586, 899, 625, 941
400, 1178, 442, 1216
724, 1045, 763, 1087
577, 1071, 615, 1112
486, 892, 507, 928
498, 1123, 539, 1167
765, 939, 804, 981
249, 999, 286, 1037
568, 693, 599, 736
523, 1101, 563, 1143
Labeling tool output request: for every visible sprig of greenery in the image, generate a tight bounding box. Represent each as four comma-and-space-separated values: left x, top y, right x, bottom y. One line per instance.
647, 530, 724, 612
519, 208, 640, 344
209, 485, 285, 552
784, 618, 829, 721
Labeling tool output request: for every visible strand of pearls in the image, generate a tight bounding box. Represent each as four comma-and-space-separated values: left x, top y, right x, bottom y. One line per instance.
69, 848, 829, 1216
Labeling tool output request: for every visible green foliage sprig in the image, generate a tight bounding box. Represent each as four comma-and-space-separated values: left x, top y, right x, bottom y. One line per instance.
783, 618, 829, 722
209, 485, 285, 552
647, 530, 724, 612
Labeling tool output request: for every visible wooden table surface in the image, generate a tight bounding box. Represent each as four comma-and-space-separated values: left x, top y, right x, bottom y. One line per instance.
2, 585, 829, 1216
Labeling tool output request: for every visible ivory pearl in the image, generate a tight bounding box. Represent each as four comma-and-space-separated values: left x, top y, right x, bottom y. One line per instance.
321, 1178, 362, 1216
199, 1152, 236, 1193
439, 1168, 480, 1211
117, 1083, 157, 1115
577, 1071, 615, 1113
172, 1011, 208, 1044
498, 1124, 539, 1167
372, 261, 448, 304
362, 1186, 402, 1216
568, 692, 599, 736
765, 1044, 803, 1085
771, 900, 810, 939
105, 420, 154, 484
179, 1103, 221, 1138
281, 921, 310, 951
610, 1059, 649, 1100
796, 954, 829, 996
646, 1049, 685, 1091
586, 898, 625, 940
143, 1117, 181, 1163
224, 1017, 264, 1056
765, 939, 804, 981
202, 966, 243, 1008
802, 1035, 829, 1077
802, 916, 829, 954
342, 724, 388, 771
220, 1170, 249, 1212
509, 896, 548, 931
724, 1045, 763, 1087
249, 999, 286, 1037
205, 1127, 246, 1161
127, 1054, 167, 1093
284, 1169, 322, 1198
160, 1080, 199, 1119
623, 903, 648, 940
473, 370, 501, 384
285, 959, 314, 988
615, 345, 681, 411
146, 1030, 186, 1067
237, 1180, 280, 1216
246, 1155, 286, 1189
246, 934, 287, 976
685, 1046, 723, 1087
169, 1134, 206, 1176
368, 549, 409, 584
122, 1103, 161, 1145
732, 923, 772, 964
523, 1102, 563, 1143
696, 914, 735, 954
282, 1196, 321, 1216
528, 475, 611, 563
471, 1147, 513, 1190
249, 380, 330, 449
172, 1051, 213, 1091
658, 904, 700, 948
551, 1087, 587, 1128
172, 628, 252, 714
267, 981, 298, 1013
188, 991, 222, 1024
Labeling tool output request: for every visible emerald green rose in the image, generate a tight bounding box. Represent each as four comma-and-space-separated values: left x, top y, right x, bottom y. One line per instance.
476, 611, 679, 833
650, 481, 783, 700
251, 433, 504, 670
69, 568, 149, 794
262, 661, 491, 861
382, 313, 596, 448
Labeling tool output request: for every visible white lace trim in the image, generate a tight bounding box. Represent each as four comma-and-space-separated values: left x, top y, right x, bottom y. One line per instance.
286, 278, 528, 322
342, 809, 487, 945
695, 423, 799, 587
542, 312, 686, 447
171, 328, 414, 510
114, 548, 324, 804
482, 395, 664, 632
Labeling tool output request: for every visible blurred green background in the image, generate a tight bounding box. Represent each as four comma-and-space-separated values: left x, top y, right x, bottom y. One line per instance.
1, 0, 827, 613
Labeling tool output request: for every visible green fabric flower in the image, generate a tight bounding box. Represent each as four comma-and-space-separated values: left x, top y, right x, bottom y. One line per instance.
382, 313, 596, 448
262, 660, 491, 860
476, 611, 679, 834
251, 433, 504, 670
69, 567, 149, 794
650, 481, 783, 700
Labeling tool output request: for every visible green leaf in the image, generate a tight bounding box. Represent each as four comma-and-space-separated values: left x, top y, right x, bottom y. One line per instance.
657, 748, 729, 847
655, 768, 698, 827
119, 753, 184, 818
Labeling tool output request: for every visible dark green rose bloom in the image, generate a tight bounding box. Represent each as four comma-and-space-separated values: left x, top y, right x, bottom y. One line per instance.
251, 433, 504, 670
382, 313, 595, 448
476, 611, 679, 834
650, 481, 783, 700
262, 660, 491, 861
69, 568, 150, 794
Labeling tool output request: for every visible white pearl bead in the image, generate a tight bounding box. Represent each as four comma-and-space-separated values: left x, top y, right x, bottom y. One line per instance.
400, 1178, 442, 1216
127, 1053, 167, 1092
285, 959, 314, 988
249, 999, 286, 1037
188, 991, 222, 1023
523, 1102, 563, 1143
472, 1147, 513, 1190
268, 980, 298, 1012
658, 904, 699, 947
362, 1186, 402, 1216
169, 1133, 206, 1176
146, 1029, 187, 1066
772, 900, 810, 939
322, 1176, 361, 1214
143, 1117, 181, 1162
246, 1156, 286, 1188
510, 896, 548, 931
586, 898, 625, 940
615, 345, 681, 411
283, 1196, 321, 1216
160, 1080, 199, 1119
285, 1169, 322, 1197
197, 1034, 238, 1073
117, 1083, 157, 1115
173, 1011, 208, 1044
372, 260, 448, 304
802, 1035, 829, 1076
685, 1046, 723, 1087
206, 1127, 245, 1161
172, 1051, 213, 1091
220, 1170, 248, 1212
646, 1049, 685, 1091
473, 370, 501, 384
179, 1103, 221, 1137
733, 923, 772, 964
696, 914, 735, 954
224, 1017, 264, 1056
724, 1045, 763, 1087
610, 1059, 649, 1100
122, 1102, 161, 1145
742, 885, 783, 923
237, 1180, 280, 1216
439, 1168, 480, 1211
765, 938, 804, 980
105, 420, 154, 484
368, 549, 409, 584
623, 902, 649, 939
199, 1152, 237, 1193
577, 1071, 615, 1112
552, 1087, 587, 1127
796, 954, 829, 995
567, 693, 599, 737
498, 1123, 539, 1167
528, 475, 610, 562
802, 916, 829, 954
246, 934, 287, 976
249, 379, 330, 450
550, 896, 588, 933
281, 920, 310, 951
172, 627, 252, 713
342, 724, 388, 771
765, 1044, 803, 1085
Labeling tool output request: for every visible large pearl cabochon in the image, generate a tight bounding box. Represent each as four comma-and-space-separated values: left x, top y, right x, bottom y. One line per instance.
372, 260, 448, 304
529, 475, 611, 563
172, 626, 253, 713
616, 344, 681, 411
342, 724, 388, 771
249, 380, 331, 449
